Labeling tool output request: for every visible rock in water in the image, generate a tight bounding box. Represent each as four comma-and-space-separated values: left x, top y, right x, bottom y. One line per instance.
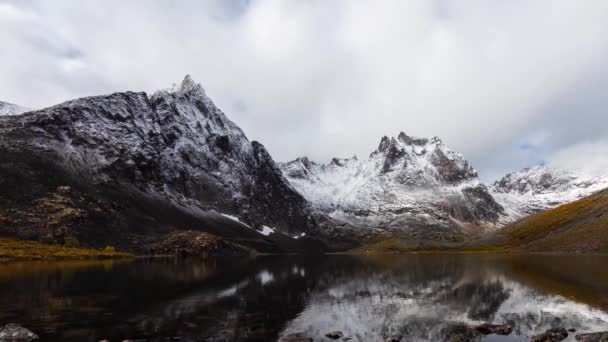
531, 328, 569, 342
325, 331, 344, 339
278, 333, 313, 342
474, 323, 513, 335
0, 323, 39, 341
575, 332, 608, 342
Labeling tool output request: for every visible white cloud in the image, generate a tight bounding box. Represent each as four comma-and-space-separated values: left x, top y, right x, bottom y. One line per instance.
1, 0, 608, 179
549, 141, 608, 177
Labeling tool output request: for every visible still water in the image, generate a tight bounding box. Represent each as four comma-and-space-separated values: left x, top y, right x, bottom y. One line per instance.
0, 254, 606, 341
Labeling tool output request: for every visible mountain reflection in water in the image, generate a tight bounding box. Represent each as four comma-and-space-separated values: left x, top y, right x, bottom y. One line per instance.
0, 254, 606, 341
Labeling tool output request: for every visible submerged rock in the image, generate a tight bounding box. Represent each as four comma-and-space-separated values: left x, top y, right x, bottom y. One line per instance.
474, 323, 513, 335
531, 328, 569, 342
325, 331, 344, 339
279, 333, 313, 342
575, 332, 608, 342
0, 323, 39, 341
443, 324, 480, 342
383, 335, 402, 342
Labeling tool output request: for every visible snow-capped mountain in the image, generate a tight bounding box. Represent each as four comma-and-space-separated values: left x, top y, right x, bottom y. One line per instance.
491, 164, 608, 220
0, 76, 314, 249
0, 101, 30, 116
280, 133, 504, 240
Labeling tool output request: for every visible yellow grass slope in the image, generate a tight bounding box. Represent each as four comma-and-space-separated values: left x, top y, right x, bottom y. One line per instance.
492, 188, 608, 253
0, 238, 132, 261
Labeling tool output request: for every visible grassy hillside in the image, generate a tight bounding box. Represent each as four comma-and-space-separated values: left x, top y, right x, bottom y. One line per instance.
486, 188, 608, 253
0, 237, 132, 261
354, 188, 608, 254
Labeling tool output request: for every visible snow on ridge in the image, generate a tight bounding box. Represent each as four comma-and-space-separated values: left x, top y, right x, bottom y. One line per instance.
280, 132, 480, 209
220, 213, 252, 228
0, 101, 30, 116
491, 163, 608, 220
280, 132, 501, 229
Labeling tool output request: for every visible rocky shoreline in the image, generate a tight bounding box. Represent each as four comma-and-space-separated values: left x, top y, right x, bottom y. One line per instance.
3, 317, 608, 341
278, 325, 608, 342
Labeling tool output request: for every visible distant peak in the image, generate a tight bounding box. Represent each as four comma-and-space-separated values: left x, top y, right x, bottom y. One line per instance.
177, 74, 205, 95
329, 155, 358, 167
398, 132, 429, 146
295, 156, 313, 166
0, 101, 31, 116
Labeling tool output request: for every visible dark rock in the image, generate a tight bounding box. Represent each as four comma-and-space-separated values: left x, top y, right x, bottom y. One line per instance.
383, 335, 402, 342
575, 332, 608, 342
474, 323, 513, 335
146, 230, 252, 256
531, 328, 569, 342
0, 323, 39, 341
278, 333, 313, 342
443, 324, 480, 342
568, 329, 576, 333
325, 331, 344, 339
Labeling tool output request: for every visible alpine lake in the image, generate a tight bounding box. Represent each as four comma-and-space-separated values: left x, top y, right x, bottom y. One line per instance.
0, 253, 607, 341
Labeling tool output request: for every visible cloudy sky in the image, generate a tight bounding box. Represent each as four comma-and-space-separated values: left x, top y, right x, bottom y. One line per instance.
2, 0, 608, 181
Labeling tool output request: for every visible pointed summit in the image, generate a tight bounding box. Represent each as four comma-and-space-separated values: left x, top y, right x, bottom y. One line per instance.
398, 132, 429, 146
177, 74, 205, 96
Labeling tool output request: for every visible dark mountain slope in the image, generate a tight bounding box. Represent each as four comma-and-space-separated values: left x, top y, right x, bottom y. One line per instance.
0, 76, 324, 253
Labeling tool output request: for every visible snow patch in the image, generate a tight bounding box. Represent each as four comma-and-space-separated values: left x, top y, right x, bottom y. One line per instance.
260, 225, 275, 236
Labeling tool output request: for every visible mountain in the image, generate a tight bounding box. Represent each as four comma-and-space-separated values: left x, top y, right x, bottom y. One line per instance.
0, 101, 30, 116
477, 188, 608, 253
280, 133, 504, 242
491, 164, 608, 221
0, 76, 321, 253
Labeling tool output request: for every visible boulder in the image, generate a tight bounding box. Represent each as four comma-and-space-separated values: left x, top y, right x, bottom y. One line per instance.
325, 331, 344, 339
279, 333, 313, 342
474, 323, 513, 335
383, 335, 402, 342
575, 332, 608, 342
531, 328, 569, 342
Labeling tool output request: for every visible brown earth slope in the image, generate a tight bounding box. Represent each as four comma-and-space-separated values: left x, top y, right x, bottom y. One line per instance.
355, 188, 608, 254
484, 188, 608, 253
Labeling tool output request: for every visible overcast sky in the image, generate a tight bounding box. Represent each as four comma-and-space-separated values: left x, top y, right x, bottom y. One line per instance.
2, 0, 608, 181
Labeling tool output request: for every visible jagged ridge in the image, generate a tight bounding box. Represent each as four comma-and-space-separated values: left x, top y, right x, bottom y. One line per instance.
0, 76, 316, 251
491, 164, 608, 221
280, 133, 504, 240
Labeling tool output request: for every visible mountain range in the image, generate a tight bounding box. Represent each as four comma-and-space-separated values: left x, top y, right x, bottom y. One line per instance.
1, 75, 606, 253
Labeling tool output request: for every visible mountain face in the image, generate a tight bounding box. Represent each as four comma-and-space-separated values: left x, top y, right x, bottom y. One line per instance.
491, 164, 608, 221
0, 76, 317, 252
0, 101, 29, 116
280, 133, 504, 241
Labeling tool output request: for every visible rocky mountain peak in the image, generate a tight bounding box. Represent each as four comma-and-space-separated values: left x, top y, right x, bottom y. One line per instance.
280, 132, 503, 234
175, 74, 205, 96
397, 132, 429, 146
330, 155, 358, 167
0, 75, 315, 241
367, 133, 477, 183
490, 164, 608, 220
